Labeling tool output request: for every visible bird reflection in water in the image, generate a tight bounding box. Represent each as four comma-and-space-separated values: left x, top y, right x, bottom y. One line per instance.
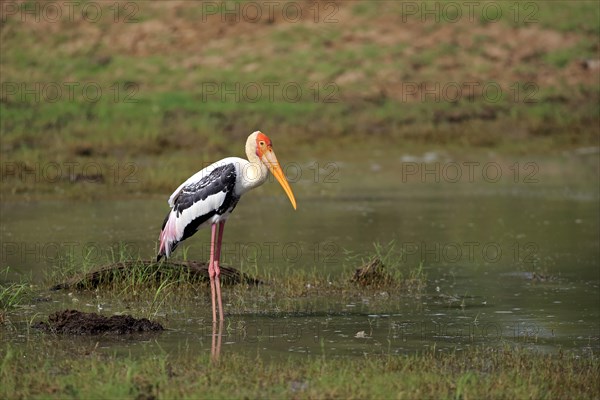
211, 320, 224, 361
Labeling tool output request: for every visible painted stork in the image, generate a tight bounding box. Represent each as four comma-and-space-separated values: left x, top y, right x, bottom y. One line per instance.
156, 131, 297, 322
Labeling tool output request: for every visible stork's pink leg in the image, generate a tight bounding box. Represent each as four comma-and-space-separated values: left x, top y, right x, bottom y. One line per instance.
214, 220, 225, 321
209, 223, 218, 323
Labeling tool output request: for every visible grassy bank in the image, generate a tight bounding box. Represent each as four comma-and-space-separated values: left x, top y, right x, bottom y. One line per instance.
1, 1, 599, 199
0, 243, 425, 321
1, 344, 598, 399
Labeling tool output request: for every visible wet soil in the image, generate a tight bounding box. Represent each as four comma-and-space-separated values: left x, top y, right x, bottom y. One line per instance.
33, 309, 164, 335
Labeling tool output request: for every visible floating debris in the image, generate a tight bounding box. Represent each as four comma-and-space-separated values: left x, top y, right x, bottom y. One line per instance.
531, 271, 554, 283
355, 331, 369, 339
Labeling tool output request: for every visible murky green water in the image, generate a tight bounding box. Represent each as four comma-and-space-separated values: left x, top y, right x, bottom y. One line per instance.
1, 151, 599, 358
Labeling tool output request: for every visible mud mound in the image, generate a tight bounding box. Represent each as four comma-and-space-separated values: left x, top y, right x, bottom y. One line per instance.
351, 257, 394, 286
33, 309, 164, 335
51, 260, 262, 290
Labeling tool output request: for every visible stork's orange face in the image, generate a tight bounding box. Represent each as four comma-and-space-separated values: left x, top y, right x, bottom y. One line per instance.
254, 132, 272, 158
255, 131, 297, 210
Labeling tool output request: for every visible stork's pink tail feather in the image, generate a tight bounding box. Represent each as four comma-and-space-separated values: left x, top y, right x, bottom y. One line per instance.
157, 211, 178, 261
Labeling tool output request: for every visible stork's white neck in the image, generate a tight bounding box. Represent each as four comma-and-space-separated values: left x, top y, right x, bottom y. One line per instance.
240, 158, 268, 191
238, 132, 269, 193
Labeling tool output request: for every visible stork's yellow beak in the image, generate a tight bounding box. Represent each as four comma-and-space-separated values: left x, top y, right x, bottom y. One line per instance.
261, 148, 297, 210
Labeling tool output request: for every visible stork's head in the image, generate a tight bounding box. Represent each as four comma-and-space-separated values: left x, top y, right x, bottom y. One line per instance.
246, 131, 297, 210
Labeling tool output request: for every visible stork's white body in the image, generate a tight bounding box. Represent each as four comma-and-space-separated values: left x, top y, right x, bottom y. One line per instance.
158, 156, 268, 260
156, 131, 296, 322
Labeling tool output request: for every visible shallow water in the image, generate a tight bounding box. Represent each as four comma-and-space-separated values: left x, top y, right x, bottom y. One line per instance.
1, 151, 599, 357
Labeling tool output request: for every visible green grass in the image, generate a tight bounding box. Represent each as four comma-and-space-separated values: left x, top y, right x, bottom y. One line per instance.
1, 344, 598, 399
533, 1, 600, 33
0, 268, 31, 323
0, 282, 30, 322
33, 242, 426, 319
349, 1, 599, 32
